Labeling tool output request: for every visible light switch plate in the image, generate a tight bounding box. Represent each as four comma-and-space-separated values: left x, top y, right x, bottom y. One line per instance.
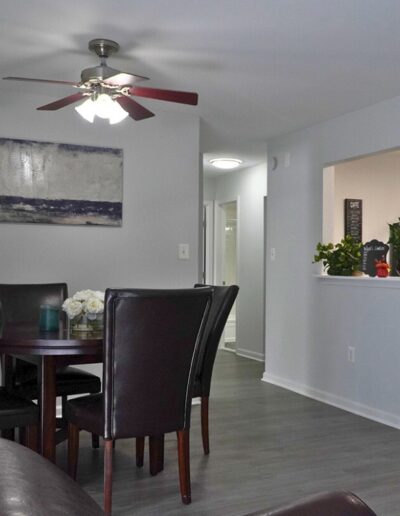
178, 243, 190, 260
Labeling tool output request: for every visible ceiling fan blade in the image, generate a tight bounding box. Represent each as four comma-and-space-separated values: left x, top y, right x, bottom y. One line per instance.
116, 96, 154, 121
128, 86, 198, 105
103, 72, 149, 87
37, 92, 85, 111
3, 76, 78, 86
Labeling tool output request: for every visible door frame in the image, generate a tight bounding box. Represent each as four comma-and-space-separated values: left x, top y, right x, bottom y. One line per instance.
202, 201, 214, 284
213, 196, 240, 352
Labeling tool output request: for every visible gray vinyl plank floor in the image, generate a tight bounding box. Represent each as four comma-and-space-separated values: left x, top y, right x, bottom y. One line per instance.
56, 351, 400, 515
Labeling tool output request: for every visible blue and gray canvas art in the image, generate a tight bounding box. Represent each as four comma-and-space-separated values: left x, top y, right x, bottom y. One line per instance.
0, 138, 123, 226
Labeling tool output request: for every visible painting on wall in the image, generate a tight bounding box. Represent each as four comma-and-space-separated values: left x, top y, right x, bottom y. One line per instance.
0, 137, 123, 226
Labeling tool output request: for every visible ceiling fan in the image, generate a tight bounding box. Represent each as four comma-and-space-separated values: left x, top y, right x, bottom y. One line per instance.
3, 38, 198, 124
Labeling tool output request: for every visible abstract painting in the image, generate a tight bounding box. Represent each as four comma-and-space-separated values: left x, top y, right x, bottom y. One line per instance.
0, 137, 123, 226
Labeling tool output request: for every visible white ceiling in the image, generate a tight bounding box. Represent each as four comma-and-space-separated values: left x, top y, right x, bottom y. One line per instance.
2, 0, 400, 176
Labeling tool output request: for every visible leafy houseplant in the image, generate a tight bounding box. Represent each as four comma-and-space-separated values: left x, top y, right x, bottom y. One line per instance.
313, 235, 362, 276
388, 218, 400, 276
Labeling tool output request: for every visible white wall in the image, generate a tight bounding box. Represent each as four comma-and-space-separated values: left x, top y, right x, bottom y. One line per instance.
0, 91, 200, 290
265, 94, 400, 428
331, 151, 400, 244
0, 90, 201, 377
205, 163, 267, 360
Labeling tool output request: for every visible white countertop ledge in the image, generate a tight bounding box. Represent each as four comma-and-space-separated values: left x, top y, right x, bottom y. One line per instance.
315, 274, 400, 288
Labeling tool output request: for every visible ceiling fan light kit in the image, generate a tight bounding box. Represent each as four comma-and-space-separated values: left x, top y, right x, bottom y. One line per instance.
75, 94, 129, 124
3, 38, 198, 125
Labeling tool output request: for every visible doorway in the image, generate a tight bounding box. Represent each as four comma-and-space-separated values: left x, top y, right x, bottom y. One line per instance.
215, 199, 238, 351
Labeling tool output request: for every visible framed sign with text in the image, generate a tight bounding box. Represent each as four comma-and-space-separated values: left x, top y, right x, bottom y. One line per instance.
344, 199, 362, 243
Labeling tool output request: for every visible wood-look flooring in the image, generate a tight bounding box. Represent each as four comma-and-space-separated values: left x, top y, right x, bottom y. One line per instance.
56, 351, 400, 515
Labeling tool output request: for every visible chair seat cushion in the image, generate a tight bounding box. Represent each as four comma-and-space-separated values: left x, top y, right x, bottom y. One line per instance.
0, 387, 38, 429
14, 367, 101, 399
66, 393, 104, 436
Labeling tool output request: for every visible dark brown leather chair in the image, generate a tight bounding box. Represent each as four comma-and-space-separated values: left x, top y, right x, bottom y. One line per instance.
0, 437, 103, 515
0, 387, 38, 450
66, 287, 213, 515
193, 283, 239, 454
143, 283, 239, 474
242, 490, 377, 515
0, 283, 101, 445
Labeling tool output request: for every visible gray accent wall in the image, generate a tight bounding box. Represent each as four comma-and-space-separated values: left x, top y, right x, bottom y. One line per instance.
265, 95, 400, 427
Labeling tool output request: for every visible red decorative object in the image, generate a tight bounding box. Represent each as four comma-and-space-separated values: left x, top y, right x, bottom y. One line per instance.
375, 258, 390, 277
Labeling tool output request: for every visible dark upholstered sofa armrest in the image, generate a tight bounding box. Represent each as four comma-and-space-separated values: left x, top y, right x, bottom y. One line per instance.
243, 491, 377, 516
0, 438, 103, 515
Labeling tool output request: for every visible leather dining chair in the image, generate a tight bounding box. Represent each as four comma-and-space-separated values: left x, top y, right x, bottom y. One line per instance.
192, 283, 239, 453
141, 283, 239, 474
0, 283, 101, 446
66, 287, 213, 515
0, 387, 38, 451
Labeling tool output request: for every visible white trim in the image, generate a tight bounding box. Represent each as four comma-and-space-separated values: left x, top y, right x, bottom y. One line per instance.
315, 274, 400, 289
237, 348, 264, 362
262, 371, 400, 430
220, 345, 236, 354
203, 201, 214, 284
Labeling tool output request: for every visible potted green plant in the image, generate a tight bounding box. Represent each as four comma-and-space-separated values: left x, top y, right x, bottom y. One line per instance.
388, 218, 400, 276
313, 235, 362, 276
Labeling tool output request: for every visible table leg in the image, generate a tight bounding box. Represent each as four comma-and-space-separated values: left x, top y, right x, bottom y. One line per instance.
40, 356, 56, 462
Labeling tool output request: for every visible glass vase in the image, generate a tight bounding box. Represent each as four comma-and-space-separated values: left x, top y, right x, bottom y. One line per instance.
70, 313, 103, 333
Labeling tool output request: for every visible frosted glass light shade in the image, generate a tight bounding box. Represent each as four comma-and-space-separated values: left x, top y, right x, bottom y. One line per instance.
75, 98, 95, 123
93, 94, 115, 119
108, 101, 129, 124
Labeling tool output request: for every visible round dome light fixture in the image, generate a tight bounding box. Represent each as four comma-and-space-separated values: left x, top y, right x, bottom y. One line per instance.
209, 158, 242, 170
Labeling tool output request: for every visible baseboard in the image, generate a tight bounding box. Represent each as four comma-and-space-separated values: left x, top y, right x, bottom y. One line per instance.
262, 371, 400, 430
236, 348, 264, 362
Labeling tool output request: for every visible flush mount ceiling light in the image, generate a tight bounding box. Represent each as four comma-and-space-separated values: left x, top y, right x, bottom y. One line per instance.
210, 158, 242, 170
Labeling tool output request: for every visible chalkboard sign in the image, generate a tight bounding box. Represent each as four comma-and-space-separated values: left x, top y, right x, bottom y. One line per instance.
344, 199, 362, 243
361, 239, 389, 277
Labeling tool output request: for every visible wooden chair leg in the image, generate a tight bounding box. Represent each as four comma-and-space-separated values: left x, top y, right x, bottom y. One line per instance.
23, 424, 38, 452
104, 439, 114, 516
68, 422, 80, 480
177, 429, 191, 504
149, 435, 164, 475
201, 396, 210, 455
136, 436, 145, 467
92, 433, 100, 449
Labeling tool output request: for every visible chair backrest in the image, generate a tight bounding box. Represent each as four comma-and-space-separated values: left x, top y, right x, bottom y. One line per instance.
0, 283, 68, 326
103, 287, 213, 440
194, 284, 239, 396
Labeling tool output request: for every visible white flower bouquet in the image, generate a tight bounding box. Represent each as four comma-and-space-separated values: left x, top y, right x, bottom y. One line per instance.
62, 289, 105, 331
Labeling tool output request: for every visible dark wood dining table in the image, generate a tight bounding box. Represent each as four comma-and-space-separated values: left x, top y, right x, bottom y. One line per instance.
0, 322, 102, 463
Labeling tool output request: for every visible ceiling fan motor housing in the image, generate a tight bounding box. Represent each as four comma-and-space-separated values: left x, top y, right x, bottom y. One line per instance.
88, 39, 120, 58
80, 65, 122, 85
